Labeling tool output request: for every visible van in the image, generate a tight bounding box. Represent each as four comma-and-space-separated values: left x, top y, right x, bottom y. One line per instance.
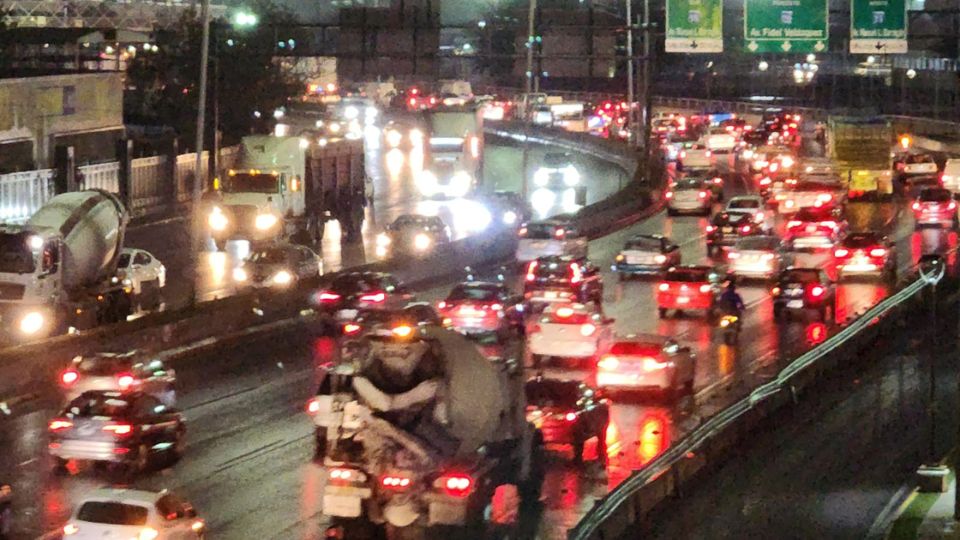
941, 158, 960, 195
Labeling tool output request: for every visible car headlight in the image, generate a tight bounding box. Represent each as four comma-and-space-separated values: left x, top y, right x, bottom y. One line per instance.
19, 311, 44, 335
503, 210, 518, 225
385, 129, 403, 148
376, 233, 392, 247
208, 208, 228, 231
344, 106, 359, 120
450, 172, 472, 198
409, 129, 424, 146
533, 169, 550, 187
417, 170, 438, 196
743, 149, 754, 159
233, 267, 248, 282
272, 270, 293, 285
329, 122, 341, 133
413, 233, 431, 251
255, 213, 279, 231
562, 165, 580, 187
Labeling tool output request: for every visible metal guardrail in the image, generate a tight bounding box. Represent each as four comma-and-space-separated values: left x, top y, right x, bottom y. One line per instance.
569, 262, 945, 540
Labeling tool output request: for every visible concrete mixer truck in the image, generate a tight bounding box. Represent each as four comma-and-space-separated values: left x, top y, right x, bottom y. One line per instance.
308, 322, 541, 539
0, 190, 133, 341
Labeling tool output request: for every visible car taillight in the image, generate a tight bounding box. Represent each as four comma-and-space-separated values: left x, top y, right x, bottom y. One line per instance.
102, 423, 134, 436
787, 220, 801, 229
381, 475, 412, 489
727, 251, 740, 259
526, 261, 538, 282
60, 369, 79, 386
834, 248, 849, 258
705, 150, 712, 157
642, 357, 668, 371
343, 323, 361, 335
318, 291, 341, 303
438, 474, 473, 498
950, 201, 957, 211
771, 286, 781, 296
817, 193, 833, 203
740, 225, 752, 234
699, 284, 712, 293
658, 283, 669, 292
665, 191, 674, 199
48, 419, 73, 432
117, 373, 137, 390
821, 220, 837, 229
580, 323, 596, 337
570, 263, 583, 284
490, 303, 503, 311
809, 285, 825, 298
912, 202, 921, 211
698, 191, 708, 199
870, 248, 887, 257
597, 355, 619, 371
654, 254, 667, 264
408, 97, 417, 106
761, 253, 775, 261
360, 292, 386, 303
554, 228, 566, 238
438, 301, 447, 310
705, 225, 716, 233
759, 177, 772, 187
565, 412, 577, 422
306, 398, 321, 415
679, 151, 686, 159
713, 177, 723, 184
329, 468, 364, 484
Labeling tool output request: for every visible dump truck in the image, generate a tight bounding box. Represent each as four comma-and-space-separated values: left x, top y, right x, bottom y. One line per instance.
827, 116, 894, 200
0, 190, 133, 341
207, 135, 368, 248
313, 323, 540, 539
416, 107, 484, 199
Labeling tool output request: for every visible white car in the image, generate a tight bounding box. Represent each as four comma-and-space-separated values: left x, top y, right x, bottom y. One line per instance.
940, 158, 960, 194
595, 335, 695, 397
62, 487, 205, 540
515, 220, 588, 264
527, 303, 613, 365
901, 153, 939, 177
119, 248, 166, 296
680, 143, 713, 169
724, 195, 772, 232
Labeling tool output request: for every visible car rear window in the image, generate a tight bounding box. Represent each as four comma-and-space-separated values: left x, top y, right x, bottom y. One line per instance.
781, 270, 818, 283
920, 189, 951, 202
675, 179, 705, 190
447, 285, 498, 302
624, 237, 662, 251
522, 223, 561, 240
525, 381, 579, 407
532, 260, 573, 279
66, 395, 131, 418
728, 199, 760, 210
543, 154, 570, 167
737, 237, 779, 251
248, 249, 288, 264
665, 269, 710, 282
907, 154, 933, 164
608, 342, 661, 356
77, 502, 149, 526
78, 357, 133, 376
844, 234, 881, 248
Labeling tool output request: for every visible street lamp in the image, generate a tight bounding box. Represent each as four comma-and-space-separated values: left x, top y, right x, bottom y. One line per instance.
233, 11, 258, 27
758, 60, 769, 72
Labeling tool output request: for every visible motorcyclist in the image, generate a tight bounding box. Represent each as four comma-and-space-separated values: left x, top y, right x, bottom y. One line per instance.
0, 482, 11, 539
718, 281, 745, 317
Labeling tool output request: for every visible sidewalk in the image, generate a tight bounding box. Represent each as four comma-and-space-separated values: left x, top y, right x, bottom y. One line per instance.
881, 471, 960, 540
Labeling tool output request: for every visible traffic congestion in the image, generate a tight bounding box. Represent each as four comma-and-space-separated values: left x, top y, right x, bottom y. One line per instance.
1, 84, 958, 540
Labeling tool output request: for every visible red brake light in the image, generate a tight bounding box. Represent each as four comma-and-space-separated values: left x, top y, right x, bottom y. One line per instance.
329, 468, 359, 483
306, 398, 321, 414
787, 220, 801, 229
834, 248, 849, 258
408, 98, 417, 106
556, 306, 574, 318
658, 283, 669, 292
565, 412, 578, 422
554, 228, 566, 238
570, 263, 583, 284
580, 323, 596, 337
48, 419, 73, 432
759, 177, 772, 186
60, 369, 79, 385
679, 151, 686, 159
381, 475, 412, 489
654, 254, 667, 264
440, 474, 473, 497
490, 303, 503, 311
727, 251, 740, 259
343, 323, 361, 335
821, 220, 837, 229
705, 225, 715, 233
809, 285, 825, 298
870, 248, 887, 257
665, 191, 674, 199
102, 423, 133, 436
713, 177, 723, 184
699, 284, 712, 293
526, 260, 538, 282
438, 301, 447, 310
740, 225, 752, 233
597, 355, 619, 371
950, 201, 957, 211
912, 202, 921, 211
705, 150, 712, 157
698, 191, 708, 199
318, 291, 341, 303
360, 292, 386, 303
116, 373, 137, 390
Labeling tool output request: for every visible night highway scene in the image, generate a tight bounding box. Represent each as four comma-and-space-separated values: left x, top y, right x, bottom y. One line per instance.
2, 0, 960, 539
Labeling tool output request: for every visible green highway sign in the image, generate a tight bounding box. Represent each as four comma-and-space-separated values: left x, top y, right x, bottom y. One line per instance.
850, 0, 907, 53
744, 0, 828, 54
665, 0, 723, 53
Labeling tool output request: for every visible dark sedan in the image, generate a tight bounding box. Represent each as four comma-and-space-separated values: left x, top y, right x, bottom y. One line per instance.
525, 377, 610, 465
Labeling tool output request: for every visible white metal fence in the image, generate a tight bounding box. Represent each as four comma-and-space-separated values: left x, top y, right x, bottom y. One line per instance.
78, 161, 120, 193
0, 169, 55, 223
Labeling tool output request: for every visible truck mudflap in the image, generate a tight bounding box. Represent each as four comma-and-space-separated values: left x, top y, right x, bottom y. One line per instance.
383, 500, 421, 528
844, 169, 894, 199
426, 495, 469, 526
323, 485, 372, 518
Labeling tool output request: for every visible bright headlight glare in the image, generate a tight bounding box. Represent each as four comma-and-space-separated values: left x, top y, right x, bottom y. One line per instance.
329, 122, 341, 133
255, 213, 279, 231
344, 106, 359, 120
385, 129, 403, 148
503, 210, 518, 225
376, 233, 392, 247
414, 233, 431, 251
533, 169, 550, 187
417, 171, 438, 195
233, 267, 248, 282
563, 165, 580, 187
208, 208, 228, 231
410, 129, 424, 145
273, 270, 293, 285
450, 172, 472, 197
19, 311, 44, 335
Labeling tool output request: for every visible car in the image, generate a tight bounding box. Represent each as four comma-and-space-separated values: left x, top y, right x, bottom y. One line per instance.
438, 281, 524, 339
834, 232, 896, 282
339, 303, 442, 364
515, 220, 588, 264
526, 303, 613, 365
48, 390, 186, 473
524, 255, 603, 308
612, 234, 681, 278
771, 267, 836, 321
784, 206, 847, 251
118, 248, 166, 302
723, 195, 772, 232
775, 178, 843, 214
58, 352, 176, 406
533, 152, 580, 189
683, 169, 725, 200
60, 487, 205, 540
313, 272, 415, 321
524, 377, 610, 465
678, 142, 713, 169
381, 120, 424, 149
706, 212, 762, 257
481, 191, 533, 228
897, 152, 939, 180
656, 265, 722, 319
232, 243, 323, 289
376, 214, 452, 257
595, 335, 696, 398
940, 158, 960, 195
726, 236, 791, 281
912, 187, 957, 228
666, 177, 714, 216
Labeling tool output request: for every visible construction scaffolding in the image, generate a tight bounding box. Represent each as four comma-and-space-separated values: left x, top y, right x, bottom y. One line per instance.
1, 0, 227, 31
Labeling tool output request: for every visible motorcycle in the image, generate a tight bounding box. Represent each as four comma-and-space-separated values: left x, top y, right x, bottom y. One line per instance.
717, 314, 741, 345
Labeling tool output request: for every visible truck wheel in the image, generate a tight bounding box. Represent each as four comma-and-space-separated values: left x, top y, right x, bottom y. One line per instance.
658, 308, 668, 319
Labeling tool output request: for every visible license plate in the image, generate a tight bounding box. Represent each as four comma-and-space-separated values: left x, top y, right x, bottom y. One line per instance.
722, 226, 733, 233
787, 300, 804, 308
545, 291, 558, 299
677, 296, 689, 304
336, 309, 359, 321
323, 493, 365, 518
806, 225, 816, 232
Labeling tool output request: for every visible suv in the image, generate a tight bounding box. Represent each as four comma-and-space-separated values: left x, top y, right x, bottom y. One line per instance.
524, 255, 603, 309
516, 220, 588, 264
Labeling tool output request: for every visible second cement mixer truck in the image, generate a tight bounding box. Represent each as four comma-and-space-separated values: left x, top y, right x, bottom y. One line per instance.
0, 190, 133, 341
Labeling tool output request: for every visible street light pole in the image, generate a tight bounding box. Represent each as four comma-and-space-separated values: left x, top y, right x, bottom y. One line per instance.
526, 0, 537, 94
626, 0, 634, 146
639, 0, 652, 164
190, 0, 212, 305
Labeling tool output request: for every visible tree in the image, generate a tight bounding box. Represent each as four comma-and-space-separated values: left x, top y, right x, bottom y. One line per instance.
125, 0, 302, 148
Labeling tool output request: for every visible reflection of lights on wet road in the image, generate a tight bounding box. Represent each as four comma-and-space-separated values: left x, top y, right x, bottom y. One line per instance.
385, 148, 405, 180
531, 188, 556, 218
637, 413, 669, 466
805, 322, 827, 345
205, 251, 231, 289
409, 146, 424, 175
717, 343, 735, 377
561, 188, 582, 213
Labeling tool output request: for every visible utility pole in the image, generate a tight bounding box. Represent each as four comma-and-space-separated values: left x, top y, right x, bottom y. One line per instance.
640, 0, 652, 168
190, 0, 212, 306
526, 0, 537, 94
626, 0, 634, 146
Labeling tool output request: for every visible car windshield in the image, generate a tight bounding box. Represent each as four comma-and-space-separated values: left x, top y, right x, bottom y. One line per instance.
525, 380, 579, 408
225, 173, 279, 194
65, 394, 130, 418
543, 154, 570, 167
332, 275, 397, 294
77, 502, 149, 526
728, 199, 760, 210
907, 154, 933, 164
248, 249, 288, 264
737, 237, 779, 251
392, 216, 433, 229
522, 223, 562, 240
844, 234, 881, 248
78, 356, 133, 376
920, 189, 951, 202
675, 179, 705, 190
624, 237, 662, 251
781, 270, 819, 283
608, 342, 662, 356
715, 213, 748, 225
0, 233, 36, 274
533, 260, 573, 279
666, 269, 711, 282
447, 285, 499, 302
